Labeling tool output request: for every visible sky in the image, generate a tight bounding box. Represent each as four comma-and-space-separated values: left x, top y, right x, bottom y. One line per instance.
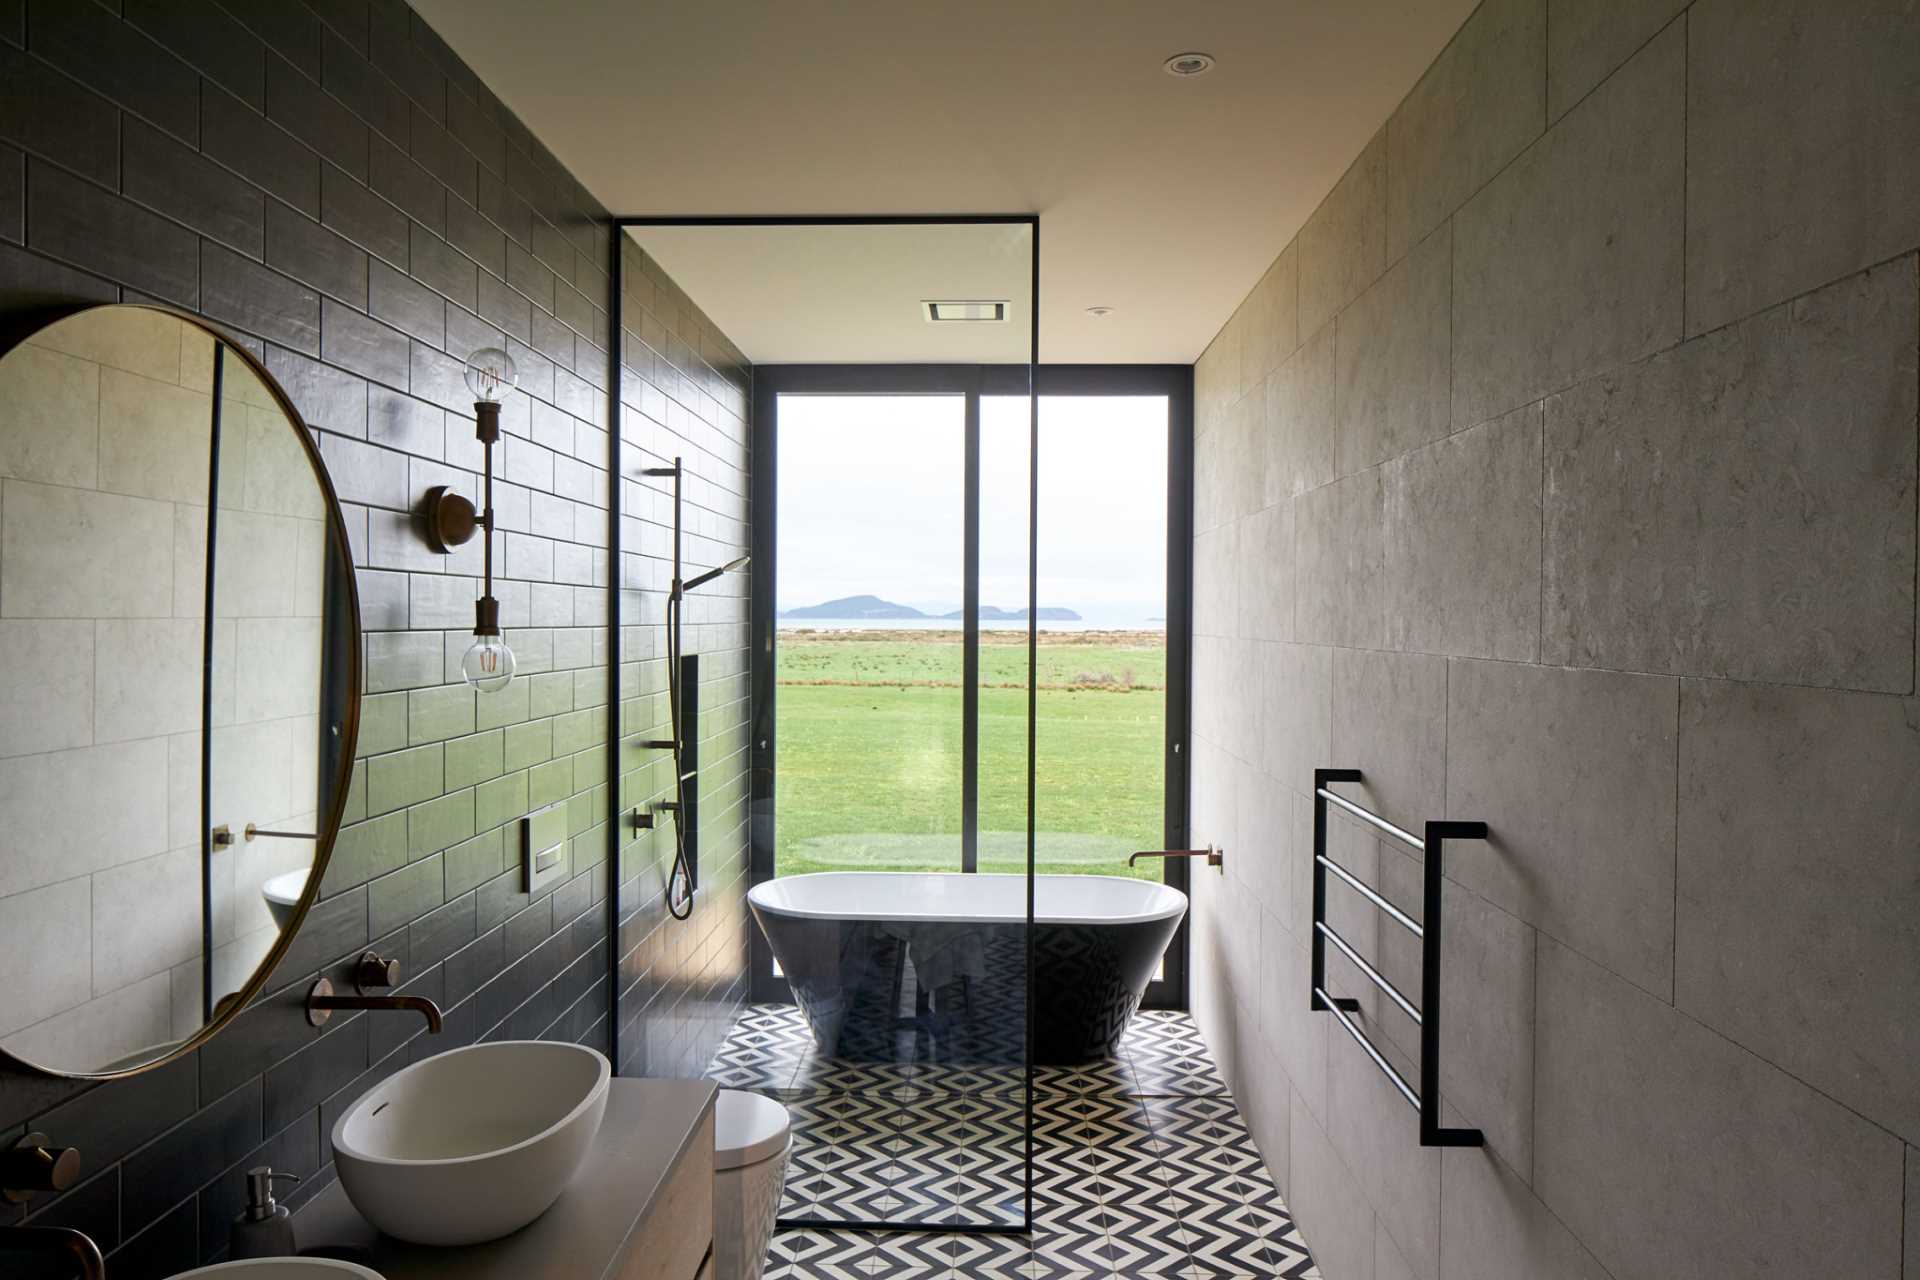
776, 394, 1169, 626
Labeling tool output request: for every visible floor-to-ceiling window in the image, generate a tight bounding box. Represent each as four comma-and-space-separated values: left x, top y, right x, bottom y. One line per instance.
770, 382, 1185, 892
762, 369, 1193, 1008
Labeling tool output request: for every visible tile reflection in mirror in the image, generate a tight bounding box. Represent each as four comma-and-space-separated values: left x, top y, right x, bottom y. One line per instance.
0, 305, 358, 1078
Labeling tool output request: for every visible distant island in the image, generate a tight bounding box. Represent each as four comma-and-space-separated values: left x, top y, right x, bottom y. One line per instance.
952, 605, 1082, 622
780, 594, 1081, 621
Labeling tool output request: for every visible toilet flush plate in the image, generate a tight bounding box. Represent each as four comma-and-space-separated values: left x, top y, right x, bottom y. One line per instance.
522, 803, 568, 895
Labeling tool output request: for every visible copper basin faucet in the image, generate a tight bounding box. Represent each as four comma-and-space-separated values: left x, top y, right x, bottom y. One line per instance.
305, 955, 443, 1032
0, 1227, 106, 1280
1128, 845, 1224, 869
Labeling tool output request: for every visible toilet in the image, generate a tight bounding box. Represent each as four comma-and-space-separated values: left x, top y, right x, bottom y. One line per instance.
713, 1089, 791, 1280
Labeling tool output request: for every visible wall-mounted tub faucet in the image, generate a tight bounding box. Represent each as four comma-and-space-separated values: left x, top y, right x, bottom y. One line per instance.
1128, 845, 1225, 870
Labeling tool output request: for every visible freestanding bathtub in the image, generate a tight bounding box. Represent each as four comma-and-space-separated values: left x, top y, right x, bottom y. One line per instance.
748, 872, 1187, 1064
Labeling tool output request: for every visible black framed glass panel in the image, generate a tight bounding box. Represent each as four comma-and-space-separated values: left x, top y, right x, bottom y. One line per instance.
616, 218, 1039, 1236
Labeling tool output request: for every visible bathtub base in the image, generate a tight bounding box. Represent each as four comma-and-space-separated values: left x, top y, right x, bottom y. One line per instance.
755, 911, 1183, 1065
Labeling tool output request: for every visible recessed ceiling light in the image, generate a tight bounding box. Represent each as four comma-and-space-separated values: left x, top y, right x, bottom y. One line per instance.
1085, 306, 1115, 318
923, 300, 1008, 322
1163, 51, 1215, 77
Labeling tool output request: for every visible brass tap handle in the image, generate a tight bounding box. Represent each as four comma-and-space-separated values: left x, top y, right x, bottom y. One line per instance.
354, 952, 402, 991
1, 1133, 81, 1204
1127, 845, 1224, 869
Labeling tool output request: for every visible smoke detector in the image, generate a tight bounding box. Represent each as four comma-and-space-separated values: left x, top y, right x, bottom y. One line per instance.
1163, 52, 1215, 77
1085, 306, 1115, 318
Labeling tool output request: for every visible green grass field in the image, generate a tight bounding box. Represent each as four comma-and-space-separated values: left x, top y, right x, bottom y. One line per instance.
776, 630, 1166, 880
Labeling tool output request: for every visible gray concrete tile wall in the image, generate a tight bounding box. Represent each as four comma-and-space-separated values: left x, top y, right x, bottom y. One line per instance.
1909, 1148, 1920, 1280
1384, 0, 1544, 262
1436, 1142, 1610, 1280
1534, 936, 1905, 1280
0, 4, 750, 1276
1445, 659, 1677, 997
1289, 1087, 1379, 1280
1328, 648, 1445, 837
1325, 1029, 1439, 1278
1188, 1, 1920, 1276
1543, 259, 1917, 690
1675, 679, 1920, 1145
1381, 402, 1540, 662
1298, 131, 1389, 341
1334, 223, 1451, 476
1450, 21, 1683, 428
1264, 321, 1340, 501
1684, 0, 1920, 337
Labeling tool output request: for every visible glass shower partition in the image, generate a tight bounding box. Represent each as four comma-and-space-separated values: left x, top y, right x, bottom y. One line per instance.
611, 218, 1039, 1236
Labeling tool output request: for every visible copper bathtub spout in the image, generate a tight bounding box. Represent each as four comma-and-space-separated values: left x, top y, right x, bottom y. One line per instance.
0, 1227, 107, 1280
1128, 845, 1224, 869
306, 978, 443, 1032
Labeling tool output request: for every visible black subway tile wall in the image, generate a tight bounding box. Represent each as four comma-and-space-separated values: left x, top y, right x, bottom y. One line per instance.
0, 3, 752, 1276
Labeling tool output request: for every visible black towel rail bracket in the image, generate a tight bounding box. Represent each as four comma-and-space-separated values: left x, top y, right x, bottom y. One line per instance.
1311, 767, 1486, 1148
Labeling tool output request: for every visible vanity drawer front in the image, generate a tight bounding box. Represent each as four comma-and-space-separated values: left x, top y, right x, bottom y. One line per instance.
621, 1109, 715, 1280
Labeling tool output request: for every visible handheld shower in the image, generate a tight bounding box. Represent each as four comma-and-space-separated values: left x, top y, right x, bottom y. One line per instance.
683, 553, 751, 592
642, 457, 750, 920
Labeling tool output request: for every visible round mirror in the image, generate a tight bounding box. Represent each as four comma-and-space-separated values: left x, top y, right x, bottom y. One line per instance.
0, 304, 359, 1078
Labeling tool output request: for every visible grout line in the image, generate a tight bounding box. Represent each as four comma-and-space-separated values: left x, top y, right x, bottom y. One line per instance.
1680, 9, 1689, 341
1536, 398, 1546, 664
1669, 678, 1681, 1006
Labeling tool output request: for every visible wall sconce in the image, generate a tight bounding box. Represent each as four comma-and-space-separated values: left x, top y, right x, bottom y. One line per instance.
425, 347, 519, 693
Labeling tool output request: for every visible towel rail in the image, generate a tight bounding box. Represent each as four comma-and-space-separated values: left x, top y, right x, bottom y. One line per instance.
1315, 985, 1419, 1110
1310, 767, 1486, 1148
1316, 854, 1422, 937
1317, 786, 1423, 852
1315, 921, 1420, 1024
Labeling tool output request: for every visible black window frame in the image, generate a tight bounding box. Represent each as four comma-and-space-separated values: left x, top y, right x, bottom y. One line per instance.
747, 362, 1195, 1009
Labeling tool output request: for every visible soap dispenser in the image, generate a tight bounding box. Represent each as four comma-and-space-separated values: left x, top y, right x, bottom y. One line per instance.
230, 1166, 300, 1259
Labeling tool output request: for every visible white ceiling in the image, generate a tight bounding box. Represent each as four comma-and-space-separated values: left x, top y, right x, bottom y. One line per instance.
413, 0, 1477, 365
628, 223, 1036, 365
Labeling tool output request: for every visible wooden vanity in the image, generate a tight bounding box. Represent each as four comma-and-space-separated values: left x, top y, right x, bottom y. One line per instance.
296, 1079, 718, 1280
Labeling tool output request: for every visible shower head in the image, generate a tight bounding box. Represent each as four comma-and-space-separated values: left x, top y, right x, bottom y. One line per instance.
682, 554, 751, 592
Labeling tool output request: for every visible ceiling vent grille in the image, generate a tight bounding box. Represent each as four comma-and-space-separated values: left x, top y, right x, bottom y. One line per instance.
922, 300, 1008, 323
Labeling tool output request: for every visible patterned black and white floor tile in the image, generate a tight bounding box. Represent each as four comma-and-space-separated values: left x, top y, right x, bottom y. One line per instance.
709, 1005, 1319, 1279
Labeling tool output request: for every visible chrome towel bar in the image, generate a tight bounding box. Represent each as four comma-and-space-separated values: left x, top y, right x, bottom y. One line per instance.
1311, 767, 1486, 1148
1315, 984, 1419, 1110
1316, 851, 1422, 937
1318, 785, 1424, 852
1315, 920, 1421, 1024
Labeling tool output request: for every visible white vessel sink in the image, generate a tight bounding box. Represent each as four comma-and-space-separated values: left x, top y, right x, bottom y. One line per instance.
170, 1262, 383, 1278
261, 867, 310, 929
330, 1040, 611, 1246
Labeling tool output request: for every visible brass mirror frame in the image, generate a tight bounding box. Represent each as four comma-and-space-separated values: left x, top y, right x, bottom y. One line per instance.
0, 303, 363, 1081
